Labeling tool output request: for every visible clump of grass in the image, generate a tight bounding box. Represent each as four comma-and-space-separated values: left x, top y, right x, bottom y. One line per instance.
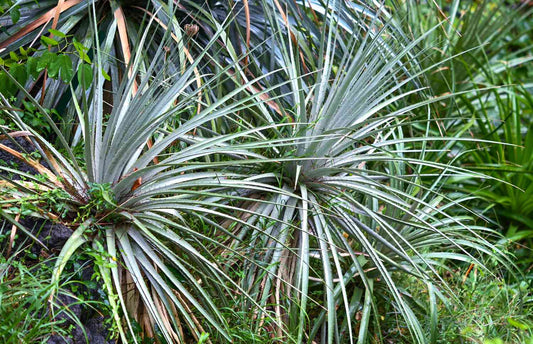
442, 268, 533, 343
0, 257, 74, 343
399, 261, 533, 344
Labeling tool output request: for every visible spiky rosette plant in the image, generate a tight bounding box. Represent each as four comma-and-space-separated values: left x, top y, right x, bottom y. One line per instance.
0, 19, 296, 342
0, 1, 519, 343
209, 5, 514, 343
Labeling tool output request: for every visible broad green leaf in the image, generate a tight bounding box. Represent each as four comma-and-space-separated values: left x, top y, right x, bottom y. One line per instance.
49, 54, 73, 82
48, 28, 66, 38
58, 55, 74, 82
36, 51, 56, 72
101, 68, 110, 81
73, 39, 91, 64
0, 72, 16, 96
10, 6, 20, 24
26, 57, 40, 79
46, 56, 60, 79
77, 64, 93, 89
40, 35, 59, 46
9, 64, 27, 85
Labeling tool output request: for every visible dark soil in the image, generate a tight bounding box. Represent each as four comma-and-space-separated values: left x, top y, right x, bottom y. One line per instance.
0, 136, 50, 179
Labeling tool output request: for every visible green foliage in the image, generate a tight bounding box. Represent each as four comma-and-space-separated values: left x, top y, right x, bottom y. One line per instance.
77, 64, 93, 90
0, 257, 78, 343
454, 70, 533, 268
440, 270, 533, 343
470, 86, 533, 236
79, 183, 117, 218
0, 32, 92, 97
0, 0, 19, 24
18, 100, 55, 136
0, 1, 532, 343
